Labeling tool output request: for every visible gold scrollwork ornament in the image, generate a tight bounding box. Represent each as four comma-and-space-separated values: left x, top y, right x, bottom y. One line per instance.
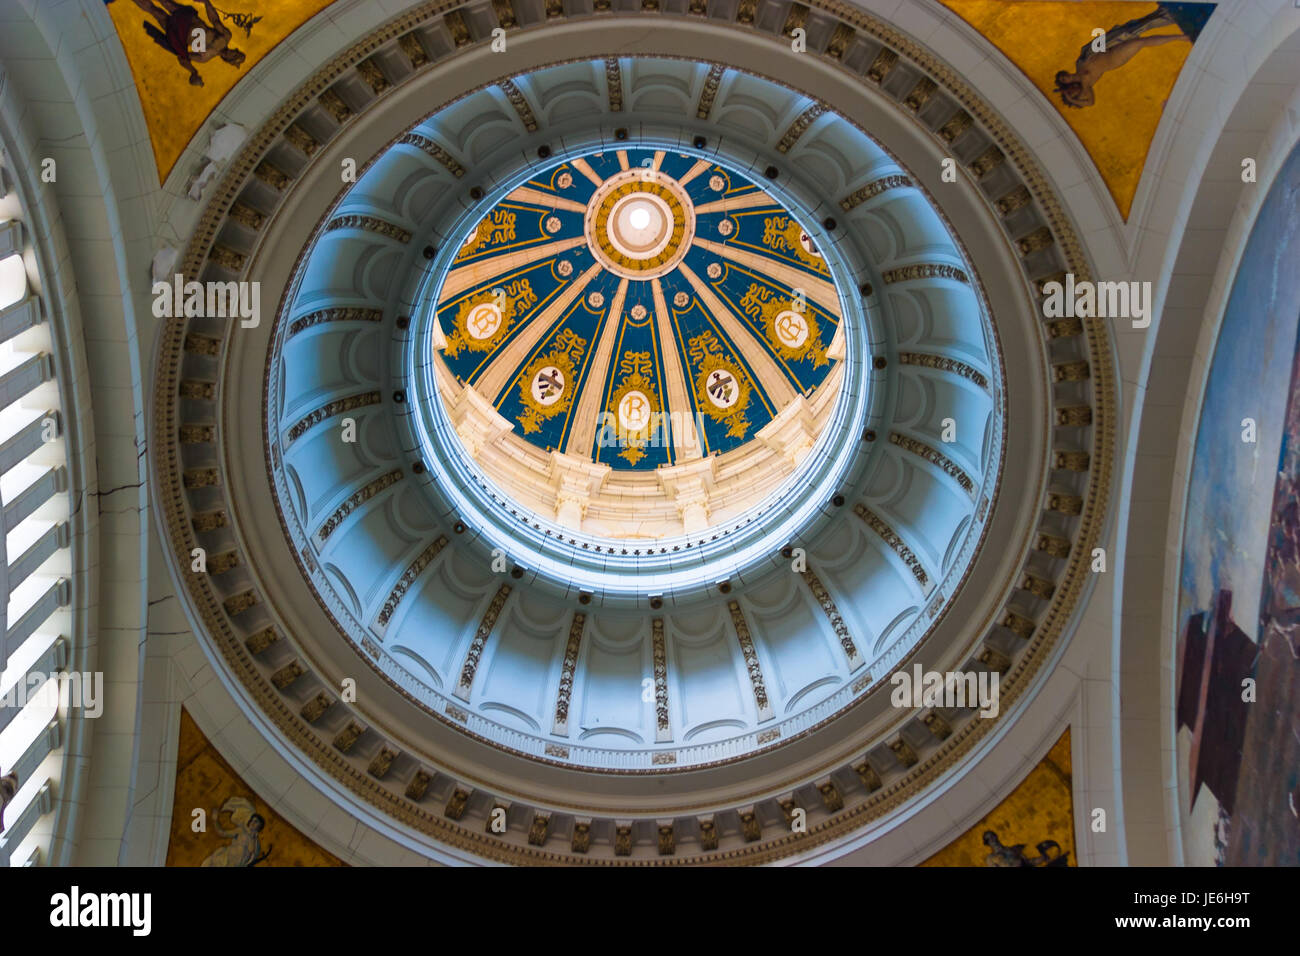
742, 283, 828, 368
444, 279, 537, 358
761, 215, 829, 275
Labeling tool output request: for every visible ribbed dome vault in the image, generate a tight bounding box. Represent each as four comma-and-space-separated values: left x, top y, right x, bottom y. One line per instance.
267, 59, 1001, 768
430, 144, 847, 541
151, 3, 1114, 864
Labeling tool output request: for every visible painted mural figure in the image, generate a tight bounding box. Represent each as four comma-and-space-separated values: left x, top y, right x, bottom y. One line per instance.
201, 796, 272, 866
106, 0, 248, 87
981, 829, 1070, 867
1054, 2, 1213, 108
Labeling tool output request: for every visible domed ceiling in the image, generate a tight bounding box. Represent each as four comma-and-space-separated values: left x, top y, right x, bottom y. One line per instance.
433, 146, 844, 491
260, 57, 1003, 769
151, 4, 1114, 862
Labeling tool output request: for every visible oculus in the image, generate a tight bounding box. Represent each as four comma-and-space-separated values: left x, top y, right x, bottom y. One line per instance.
586, 170, 694, 280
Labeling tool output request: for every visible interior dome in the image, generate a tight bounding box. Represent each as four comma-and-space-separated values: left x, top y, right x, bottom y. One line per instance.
20, 0, 1254, 874
126, 0, 1127, 859
259, 57, 1005, 772
424, 144, 848, 543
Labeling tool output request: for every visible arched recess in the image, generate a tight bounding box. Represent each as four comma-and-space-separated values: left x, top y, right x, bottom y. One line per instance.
1115, 4, 1300, 866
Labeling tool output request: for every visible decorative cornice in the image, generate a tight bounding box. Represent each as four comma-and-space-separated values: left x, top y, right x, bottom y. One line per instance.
492, 0, 518, 30
866, 47, 897, 83
399, 32, 429, 68
937, 109, 973, 144
444, 9, 471, 47
228, 201, 265, 231
825, 22, 854, 60
357, 58, 390, 95
320, 89, 353, 123
254, 159, 291, 190
782, 2, 809, 37
904, 76, 937, 112
284, 122, 320, 157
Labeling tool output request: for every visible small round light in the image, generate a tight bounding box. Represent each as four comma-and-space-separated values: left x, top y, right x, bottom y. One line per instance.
629, 207, 651, 230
